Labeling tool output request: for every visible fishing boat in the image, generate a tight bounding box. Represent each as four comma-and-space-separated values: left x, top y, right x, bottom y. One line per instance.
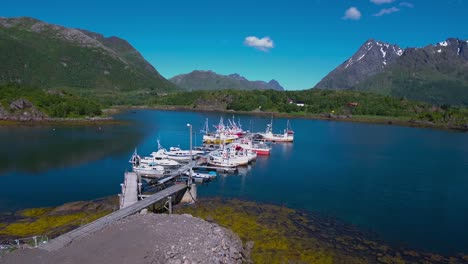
207, 148, 250, 167
133, 162, 165, 178
227, 116, 247, 136
232, 142, 257, 162
251, 141, 271, 155
237, 138, 271, 155
257, 119, 294, 143
201, 118, 238, 144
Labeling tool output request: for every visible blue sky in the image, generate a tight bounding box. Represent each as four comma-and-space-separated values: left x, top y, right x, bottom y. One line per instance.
2, 0, 467, 90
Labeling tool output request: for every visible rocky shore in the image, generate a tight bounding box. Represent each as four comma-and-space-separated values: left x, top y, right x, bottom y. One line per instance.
0, 98, 116, 124
0, 213, 250, 264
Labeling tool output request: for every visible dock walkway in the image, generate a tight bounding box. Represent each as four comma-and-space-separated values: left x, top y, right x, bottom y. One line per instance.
40, 184, 187, 252
120, 172, 138, 209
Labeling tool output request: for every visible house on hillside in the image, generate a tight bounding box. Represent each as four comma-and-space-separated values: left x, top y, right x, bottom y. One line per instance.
287, 98, 305, 107
296, 101, 305, 107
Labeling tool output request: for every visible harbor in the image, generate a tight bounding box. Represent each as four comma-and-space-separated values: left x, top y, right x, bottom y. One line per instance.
121, 116, 295, 210
0, 109, 466, 258
1, 116, 295, 251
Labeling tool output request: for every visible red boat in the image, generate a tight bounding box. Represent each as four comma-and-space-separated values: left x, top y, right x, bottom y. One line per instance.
251, 142, 271, 155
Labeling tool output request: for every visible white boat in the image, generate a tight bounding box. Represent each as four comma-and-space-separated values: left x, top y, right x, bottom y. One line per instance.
129, 150, 166, 177
207, 148, 250, 167
166, 146, 205, 161
257, 119, 294, 143
184, 169, 217, 180
139, 141, 181, 167
140, 156, 180, 167
132, 162, 165, 177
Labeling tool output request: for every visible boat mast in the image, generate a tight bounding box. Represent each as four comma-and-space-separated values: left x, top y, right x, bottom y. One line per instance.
201, 118, 209, 134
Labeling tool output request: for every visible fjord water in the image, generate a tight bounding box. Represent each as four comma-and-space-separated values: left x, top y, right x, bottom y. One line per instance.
0, 110, 467, 255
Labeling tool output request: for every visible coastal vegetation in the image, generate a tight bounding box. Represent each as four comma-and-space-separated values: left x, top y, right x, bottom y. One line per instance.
0, 17, 177, 102
4, 197, 467, 263
152, 89, 468, 127
0, 198, 115, 241
0, 83, 102, 118
176, 198, 468, 264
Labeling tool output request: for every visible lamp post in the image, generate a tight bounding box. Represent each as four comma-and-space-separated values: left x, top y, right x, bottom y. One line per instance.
186, 123, 193, 185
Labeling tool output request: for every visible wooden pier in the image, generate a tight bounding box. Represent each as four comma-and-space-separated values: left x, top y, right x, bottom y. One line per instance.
119, 172, 139, 209
40, 184, 187, 252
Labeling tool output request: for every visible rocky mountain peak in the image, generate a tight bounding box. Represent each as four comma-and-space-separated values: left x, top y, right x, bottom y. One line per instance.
227, 74, 247, 81
346, 39, 404, 69
315, 37, 468, 106
170, 71, 284, 91
430, 38, 468, 58
315, 39, 404, 89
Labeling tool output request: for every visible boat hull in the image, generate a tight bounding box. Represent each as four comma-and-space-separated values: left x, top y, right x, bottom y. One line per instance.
253, 148, 270, 155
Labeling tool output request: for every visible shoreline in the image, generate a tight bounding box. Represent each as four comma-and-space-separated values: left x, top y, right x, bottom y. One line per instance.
120, 105, 468, 133
0, 117, 127, 126
2, 104, 466, 132
2, 197, 466, 263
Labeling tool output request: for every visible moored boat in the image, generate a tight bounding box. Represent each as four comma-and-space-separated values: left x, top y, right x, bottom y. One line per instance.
236, 138, 271, 155
251, 141, 271, 155
133, 162, 165, 178
207, 149, 249, 167
256, 119, 294, 143
166, 146, 205, 161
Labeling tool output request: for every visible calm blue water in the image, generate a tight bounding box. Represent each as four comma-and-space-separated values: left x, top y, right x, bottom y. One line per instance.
0, 109, 467, 255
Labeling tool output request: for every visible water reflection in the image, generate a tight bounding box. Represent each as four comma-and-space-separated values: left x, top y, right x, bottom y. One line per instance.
0, 125, 142, 174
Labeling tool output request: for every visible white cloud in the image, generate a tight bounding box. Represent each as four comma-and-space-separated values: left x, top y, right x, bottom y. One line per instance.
373, 7, 400, 16
370, 0, 395, 4
399, 2, 414, 8
343, 7, 362, 20
244, 36, 274, 51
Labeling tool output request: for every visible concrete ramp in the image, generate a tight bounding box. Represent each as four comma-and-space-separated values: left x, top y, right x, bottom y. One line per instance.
40, 184, 187, 252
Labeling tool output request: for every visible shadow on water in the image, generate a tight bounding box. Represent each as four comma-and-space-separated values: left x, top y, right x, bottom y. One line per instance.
0, 124, 142, 174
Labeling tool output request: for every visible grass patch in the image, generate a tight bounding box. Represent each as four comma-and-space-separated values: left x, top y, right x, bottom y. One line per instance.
0, 213, 87, 237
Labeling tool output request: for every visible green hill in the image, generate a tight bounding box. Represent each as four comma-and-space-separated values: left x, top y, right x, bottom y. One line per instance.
153, 89, 467, 127
0, 17, 179, 105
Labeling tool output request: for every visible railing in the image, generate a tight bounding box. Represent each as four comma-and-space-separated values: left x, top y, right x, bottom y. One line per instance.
0, 206, 118, 256
0, 235, 48, 256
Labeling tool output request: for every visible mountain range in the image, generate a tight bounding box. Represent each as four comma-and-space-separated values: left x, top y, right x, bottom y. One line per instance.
0, 17, 178, 102
170, 70, 284, 91
315, 38, 468, 106
1, 17, 467, 106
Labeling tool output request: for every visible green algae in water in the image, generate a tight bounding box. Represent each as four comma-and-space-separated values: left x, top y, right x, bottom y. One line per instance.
0, 198, 117, 240
175, 198, 468, 264
20, 208, 52, 218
